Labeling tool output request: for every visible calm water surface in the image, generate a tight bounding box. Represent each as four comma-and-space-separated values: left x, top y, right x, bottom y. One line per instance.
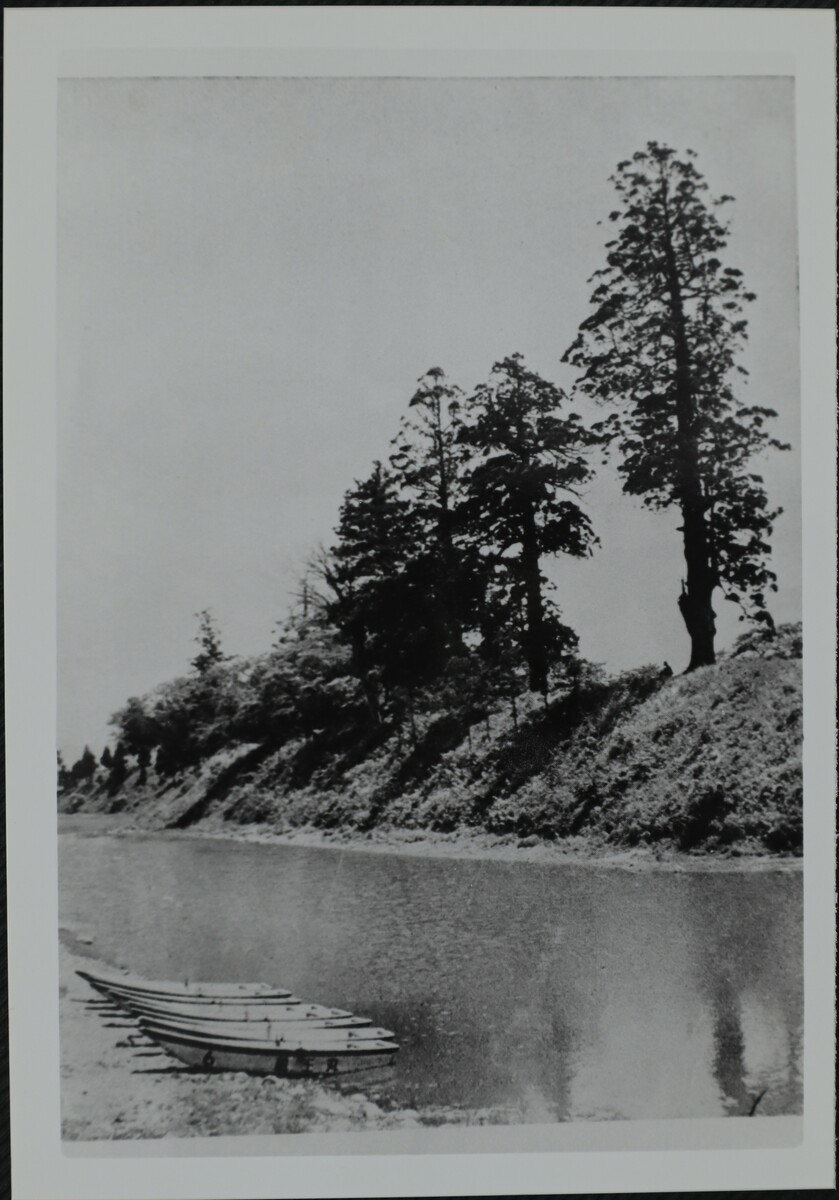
59, 819, 802, 1121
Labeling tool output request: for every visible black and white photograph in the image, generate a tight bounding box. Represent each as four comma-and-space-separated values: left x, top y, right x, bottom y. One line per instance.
5, 8, 836, 1199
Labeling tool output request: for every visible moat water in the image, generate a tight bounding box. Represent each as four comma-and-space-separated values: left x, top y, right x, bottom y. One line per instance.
59, 817, 802, 1121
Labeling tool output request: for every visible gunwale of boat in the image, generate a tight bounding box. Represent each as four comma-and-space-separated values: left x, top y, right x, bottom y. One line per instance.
127, 1008, 376, 1031
105, 988, 306, 1011
77, 968, 292, 1000
109, 989, 301, 1007
140, 1020, 399, 1056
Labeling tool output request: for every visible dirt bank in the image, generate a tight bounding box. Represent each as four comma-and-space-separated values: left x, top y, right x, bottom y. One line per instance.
101, 817, 802, 874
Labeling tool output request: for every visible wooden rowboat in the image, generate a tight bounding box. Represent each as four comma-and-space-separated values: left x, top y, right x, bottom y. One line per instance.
77, 968, 293, 1002
107, 989, 305, 1010
136, 1013, 394, 1043
123, 1003, 376, 1031
114, 994, 356, 1024
139, 1022, 399, 1077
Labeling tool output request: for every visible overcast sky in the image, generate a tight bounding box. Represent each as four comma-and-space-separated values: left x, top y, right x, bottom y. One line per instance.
58, 76, 800, 760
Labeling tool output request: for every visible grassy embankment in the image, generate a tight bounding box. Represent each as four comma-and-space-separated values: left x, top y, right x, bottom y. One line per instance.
61, 624, 802, 858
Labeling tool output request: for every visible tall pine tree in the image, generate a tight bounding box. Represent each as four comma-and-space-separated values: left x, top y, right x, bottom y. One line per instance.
563, 142, 788, 669
459, 355, 597, 695
321, 462, 437, 720
389, 368, 484, 659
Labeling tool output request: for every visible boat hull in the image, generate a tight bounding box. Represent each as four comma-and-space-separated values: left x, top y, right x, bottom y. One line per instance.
144, 1026, 398, 1077
78, 969, 293, 1003
137, 1013, 394, 1042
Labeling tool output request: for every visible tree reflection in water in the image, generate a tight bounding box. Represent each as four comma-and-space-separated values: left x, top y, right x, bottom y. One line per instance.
685, 870, 802, 1116
708, 975, 751, 1113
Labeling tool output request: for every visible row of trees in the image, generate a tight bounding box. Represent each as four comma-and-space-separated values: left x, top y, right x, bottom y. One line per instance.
317, 354, 596, 723
60, 611, 231, 790
58, 742, 129, 796
315, 143, 786, 712
72, 142, 785, 789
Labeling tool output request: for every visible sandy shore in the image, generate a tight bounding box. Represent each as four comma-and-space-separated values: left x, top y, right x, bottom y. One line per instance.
59, 937, 514, 1141
60, 941, 403, 1140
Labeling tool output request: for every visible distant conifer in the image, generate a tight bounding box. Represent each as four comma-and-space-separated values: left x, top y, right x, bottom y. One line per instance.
106, 741, 128, 797
191, 609, 228, 675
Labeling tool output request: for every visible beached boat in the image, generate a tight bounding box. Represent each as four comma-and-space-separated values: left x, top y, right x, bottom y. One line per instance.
93, 982, 304, 1010
139, 1021, 399, 1076
136, 1012, 394, 1043
79, 967, 400, 1077
112, 994, 356, 1024
76, 968, 293, 1003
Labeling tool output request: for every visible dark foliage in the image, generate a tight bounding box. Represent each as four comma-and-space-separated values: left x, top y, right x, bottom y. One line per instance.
458, 355, 598, 694
70, 746, 97, 785
106, 742, 128, 799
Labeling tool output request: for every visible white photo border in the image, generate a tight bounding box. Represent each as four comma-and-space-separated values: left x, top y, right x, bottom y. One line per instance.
4, 7, 836, 1198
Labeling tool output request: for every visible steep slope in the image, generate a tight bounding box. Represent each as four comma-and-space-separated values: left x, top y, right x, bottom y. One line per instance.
60, 626, 803, 856
507, 652, 802, 852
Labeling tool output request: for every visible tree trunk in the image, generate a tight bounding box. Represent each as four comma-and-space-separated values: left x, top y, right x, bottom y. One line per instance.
673, 433, 717, 671
436, 489, 466, 658
673, 388, 717, 670
429, 395, 467, 660
520, 502, 548, 694
349, 622, 380, 724
678, 572, 716, 671
660, 180, 717, 670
